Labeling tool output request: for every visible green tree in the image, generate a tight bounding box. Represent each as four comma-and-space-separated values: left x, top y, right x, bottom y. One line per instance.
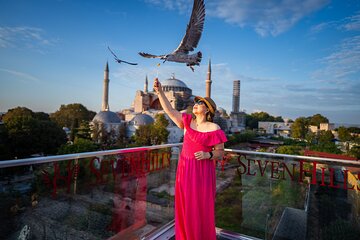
115, 124, 127, 147
76, 121, 92, 140
58, 138, 99, 154
225, 130, 256, 147
91, 121, 127, 148
337, 127, 351, 142
291, 117, 309, 139
318, 130, 334, 144
152, 114, 169, 144
91, 121, 104, 144
349, 146, 360, 159
154, 114, 169, 128
246, 111, 284, 129
33, 120, 68, 155
305, 131, 317, 145
2, 106, 33, 121
308, 113, 329, 127
348, 127, 360, 134
276, 145, 303, 155
50, 103, 96, 129
3, 107, 67, 158
310, 130, 340, 154
273, 116, 284, 122
135, 124, 153, 146
337, 126, 352, 152
0, 124, 10, 159
353, 136, 360, 145
34, 112, 50, 121
245, 114, 256, 129
134, 114, 169, 146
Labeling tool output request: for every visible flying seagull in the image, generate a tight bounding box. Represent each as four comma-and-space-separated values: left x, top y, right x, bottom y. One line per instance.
139, 0, 205, 71
108, 46, 138, 65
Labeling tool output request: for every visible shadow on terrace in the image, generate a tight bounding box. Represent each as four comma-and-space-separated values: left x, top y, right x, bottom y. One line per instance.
1, 144, 360, 240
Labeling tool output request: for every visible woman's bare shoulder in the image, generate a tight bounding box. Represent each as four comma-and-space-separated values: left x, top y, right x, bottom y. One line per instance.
206, 122, 221, 131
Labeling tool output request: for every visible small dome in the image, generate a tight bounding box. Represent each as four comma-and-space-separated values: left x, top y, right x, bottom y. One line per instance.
93, 111, 121, 124
162, 76, 188, 88
217, 107, 227, 114
131, 114, 154, 126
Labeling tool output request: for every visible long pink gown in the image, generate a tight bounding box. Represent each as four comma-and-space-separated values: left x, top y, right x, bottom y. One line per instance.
175, 113, 227, 240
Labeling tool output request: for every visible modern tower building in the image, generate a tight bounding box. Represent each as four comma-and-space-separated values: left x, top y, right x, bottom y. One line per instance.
232, 80, 240, 113
230, 80, 246, 132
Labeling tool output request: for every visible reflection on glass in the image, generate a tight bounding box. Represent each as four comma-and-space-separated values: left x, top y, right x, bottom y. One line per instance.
1, 148, 360, 240
215, 153, 360, 240
0, 147, 177, 240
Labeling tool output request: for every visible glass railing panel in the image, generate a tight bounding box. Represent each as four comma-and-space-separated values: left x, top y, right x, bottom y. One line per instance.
0, 144, 181, 240
215, 150, 360, 240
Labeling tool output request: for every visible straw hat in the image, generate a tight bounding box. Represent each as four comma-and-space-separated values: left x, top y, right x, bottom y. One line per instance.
194, 96, 216, 116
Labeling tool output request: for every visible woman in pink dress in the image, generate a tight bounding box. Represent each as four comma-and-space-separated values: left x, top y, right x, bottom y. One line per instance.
154, 78, 227, 240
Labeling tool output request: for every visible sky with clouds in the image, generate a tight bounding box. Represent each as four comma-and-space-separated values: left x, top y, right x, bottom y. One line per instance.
0, 0, 359, 124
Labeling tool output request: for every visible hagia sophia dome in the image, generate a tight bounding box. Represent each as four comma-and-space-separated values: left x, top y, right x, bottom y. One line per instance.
130, 113, 154, 126
161, 75, 192, 95
93, 111, 121, 124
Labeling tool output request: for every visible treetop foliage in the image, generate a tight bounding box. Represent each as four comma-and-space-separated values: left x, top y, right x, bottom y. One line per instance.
308, 113, 329, 127
50, 103, 96, 128
246, 111, 284, 129
2, 106, 67, 159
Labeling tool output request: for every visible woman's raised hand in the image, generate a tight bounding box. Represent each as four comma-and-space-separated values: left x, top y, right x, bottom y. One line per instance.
153, 78, 162, 94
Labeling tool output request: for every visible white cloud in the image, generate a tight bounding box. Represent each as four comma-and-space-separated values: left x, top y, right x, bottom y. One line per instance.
0, 26, 56, 50
305, 13, 360, 118
310, 11, 360, 34
341, 11, 360, 31
310, 21, 334, 34
0, 68, 40, 83
144, 0, 192, 14
313, 35, 360, 80
208, 0, 330, 36
145, 0, 330, 36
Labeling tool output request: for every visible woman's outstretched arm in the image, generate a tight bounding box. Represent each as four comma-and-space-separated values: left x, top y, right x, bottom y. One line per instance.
154, 78, 184, 129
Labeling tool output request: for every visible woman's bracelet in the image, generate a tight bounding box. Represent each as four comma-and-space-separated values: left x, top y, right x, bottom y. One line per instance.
209, 151, 213, 159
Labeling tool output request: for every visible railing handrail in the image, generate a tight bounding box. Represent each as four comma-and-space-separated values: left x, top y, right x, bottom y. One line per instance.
0, 143, 183, 169
224, 148, 360, 167
1, 144, 359, 169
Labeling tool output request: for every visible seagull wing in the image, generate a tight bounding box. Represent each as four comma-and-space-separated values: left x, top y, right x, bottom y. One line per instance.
108, 46, 121, 61
121, 60, 138, 65
108, 46, 138, 65
138, 52, 165, 59
174, 0, 205, 54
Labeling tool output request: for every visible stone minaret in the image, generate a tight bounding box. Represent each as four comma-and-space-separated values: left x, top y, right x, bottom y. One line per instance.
232, 80, 240, 113
144, 75, 148, 93
205, 59, 212, 98
102, 62, 110, 111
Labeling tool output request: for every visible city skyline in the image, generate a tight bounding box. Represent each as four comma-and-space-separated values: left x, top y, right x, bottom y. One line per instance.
1, 0, 360, 124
